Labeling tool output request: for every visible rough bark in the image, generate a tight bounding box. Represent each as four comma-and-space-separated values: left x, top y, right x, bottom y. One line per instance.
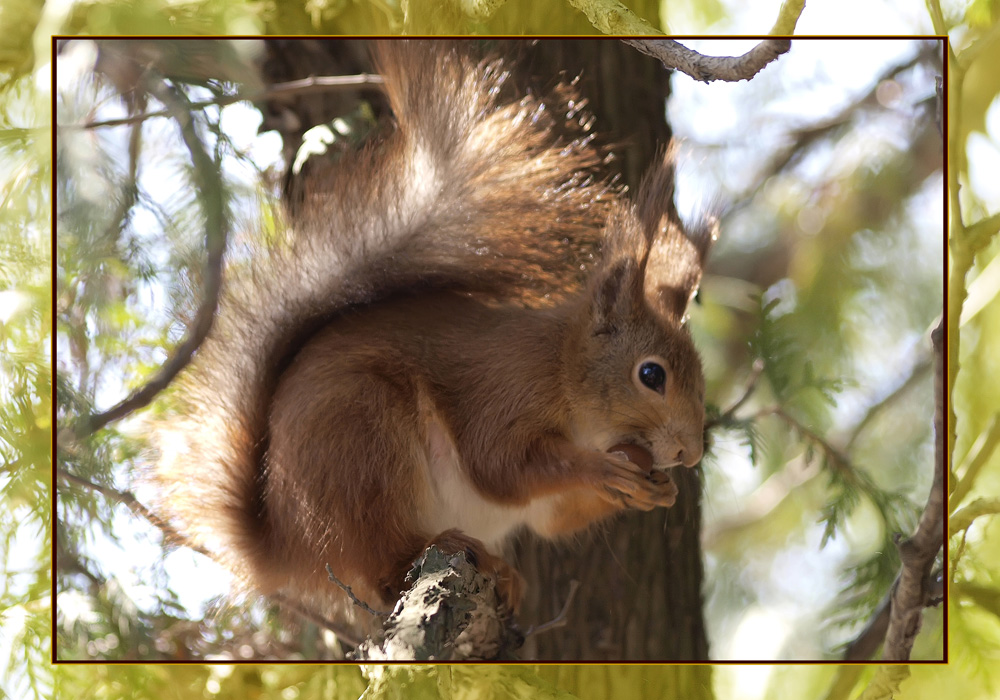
354, 548, 522, 661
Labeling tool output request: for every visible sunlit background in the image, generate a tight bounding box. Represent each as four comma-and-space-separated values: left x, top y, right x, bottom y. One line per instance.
671, 39, 943, 668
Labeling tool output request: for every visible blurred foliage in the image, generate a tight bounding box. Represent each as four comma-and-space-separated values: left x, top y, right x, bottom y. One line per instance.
941, 0, 1000, 692
53, 38, 330, 665
0, 24, 53, 700
676, 36, 944, 664
0, 0, 997, 699
54, 663, 368, 698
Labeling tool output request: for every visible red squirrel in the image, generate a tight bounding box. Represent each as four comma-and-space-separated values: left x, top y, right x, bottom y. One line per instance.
153, 41, 713, 624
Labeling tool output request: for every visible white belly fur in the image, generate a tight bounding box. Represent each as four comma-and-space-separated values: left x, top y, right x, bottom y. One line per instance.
418, 410, 553, 552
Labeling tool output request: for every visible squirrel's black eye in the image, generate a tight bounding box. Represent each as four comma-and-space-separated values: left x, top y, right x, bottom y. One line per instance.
638, 361, 666, 394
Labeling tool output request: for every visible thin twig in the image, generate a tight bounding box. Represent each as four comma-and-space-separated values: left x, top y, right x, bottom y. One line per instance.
935, 75, 943, 136
947, 36, 968, 480
950, 497, 1000, 534
565, 0, 661, 34
926, 0, 948, 35
56, 467, 206, 555
97, 111, 144, 245
701, 458, 820, 549
950, 414, 1000, 511
842, 592, 891, 661
706, 358, 764, 429
769, 0, 806, 35
718, 43, 937, 221
846, 353, 933, 451
270, 592, 364, 649
759, 405, 853, 473
965, 211, 1000, 259
56, 539, 108, 589
523, 580, 581, 638
325, 565, 390, 617
58, 467, 364, 650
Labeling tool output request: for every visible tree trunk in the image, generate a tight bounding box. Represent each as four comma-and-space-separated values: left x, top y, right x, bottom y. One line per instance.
504, 40, 709, 663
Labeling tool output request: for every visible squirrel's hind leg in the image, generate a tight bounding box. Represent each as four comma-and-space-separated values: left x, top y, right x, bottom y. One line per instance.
269, 329, 523, 613
267, 337, 434, 611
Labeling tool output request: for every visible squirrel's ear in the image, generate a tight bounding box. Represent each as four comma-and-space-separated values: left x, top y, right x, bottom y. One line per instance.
590, 145, 716, 330
644, 217, 715, 323
590, 252, 645, 333
634, 147, 716, 324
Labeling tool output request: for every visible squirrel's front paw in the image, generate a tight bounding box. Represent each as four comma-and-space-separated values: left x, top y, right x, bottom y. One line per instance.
597, 451, 679, 510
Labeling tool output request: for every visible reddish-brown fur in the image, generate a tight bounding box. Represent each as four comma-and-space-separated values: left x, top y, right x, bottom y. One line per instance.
153, 41, 713, 624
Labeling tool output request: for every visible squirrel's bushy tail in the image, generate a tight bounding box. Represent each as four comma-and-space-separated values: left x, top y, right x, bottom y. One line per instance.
152, 41, 611, 592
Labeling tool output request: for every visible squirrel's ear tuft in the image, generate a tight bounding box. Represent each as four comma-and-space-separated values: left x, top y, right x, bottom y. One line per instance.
634, 146, 716, 324
590, 144, 716, 329
644, 216, 715, 323
634, 144, 680, 242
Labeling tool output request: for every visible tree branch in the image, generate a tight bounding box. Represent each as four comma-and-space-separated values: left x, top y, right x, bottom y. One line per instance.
72, 76, 228, 439
701, 457, 820, 549
843, 568, 943, 661
760, 406, 854, 474
842, 593, 892, 661
847, 43, 947, 666
769, 0, 807, 35
75, 73, 387, 130
965, 211, 1000, 257
523, 580, 581, 637
353, 547, 521, 661
624, 39, 791, 83
710, 42, 937, 223
566, 0, 804, 39
926, 0, 948, 36
881, 320, 946, 661
947, 47, 967, 478
456, 0, 509, 20
269, 592, 364, 650
326, 565, 391, 617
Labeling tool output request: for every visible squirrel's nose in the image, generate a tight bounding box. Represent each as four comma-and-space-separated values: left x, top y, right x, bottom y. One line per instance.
675, 434, 703, 467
